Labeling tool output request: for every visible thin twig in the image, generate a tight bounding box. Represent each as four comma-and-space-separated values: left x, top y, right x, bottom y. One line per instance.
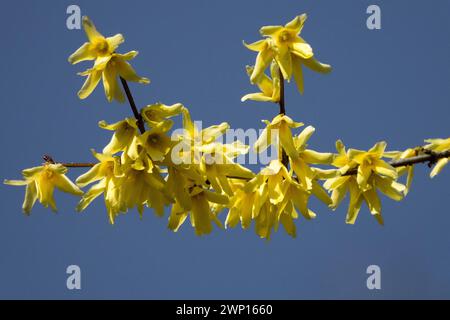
119, 77, 146, 134
278, 68, 289, 168
61, 162, 95, 168
50, 150, 450, 173
342, 150, 450, 176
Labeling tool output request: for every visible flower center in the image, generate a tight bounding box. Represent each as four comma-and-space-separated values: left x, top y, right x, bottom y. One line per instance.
148, 134, 160, 145
278, 30, 292, 43
94, 39, 110, 55
42, 169, 54, 180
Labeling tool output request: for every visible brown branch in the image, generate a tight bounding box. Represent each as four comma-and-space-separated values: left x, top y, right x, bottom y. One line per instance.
278, 68, 289, 168
119, 77, 146, 134
44, 149, 450, 176
342, 150, 450, 176
61, 162, 95, 168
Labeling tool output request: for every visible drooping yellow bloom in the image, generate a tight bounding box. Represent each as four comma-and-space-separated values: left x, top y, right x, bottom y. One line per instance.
5, 164, 83, 213
118, 152, 172, 217
165, 107, 254, 235
241, 63, 280, 103
424, 137, 450, 177
348, 141, 399, 192
244, 14, 332, 94
68, 17, 150, 102
290, 125, 336, 191
254, 114, 303, 159
243, 38, 277, 84
198, 141, 254, 196
141, 103, 184, 127
76, 150, 123, 224
77, 51, 150, 102
324, 141, 406, 225
168, 185, 228, 236
226, 160, 330, 239
99, 118, 139, 155
68, 16, 124, 65
170, 107, 232, 166
128, 120, 174, 162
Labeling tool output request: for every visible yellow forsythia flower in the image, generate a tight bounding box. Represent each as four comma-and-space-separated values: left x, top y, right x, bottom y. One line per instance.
290, 125, 335, 191
244, 14, 332, 93
141, 103, 184, 127
68, 16, 150, 102
168, 186, 228, 236
77, 51, 150, 102
128, 120, 174, 162
324, 141, 406, 225
99, 118, 139, 155
68, 16, 124, 65
118, 155, 172, 217
241, 62, 280, 103
254, 114, 303, 158
76, 150, 123, 224
226, 160, 328, 239
5, 164, 83, 213
424, 137, 450, 177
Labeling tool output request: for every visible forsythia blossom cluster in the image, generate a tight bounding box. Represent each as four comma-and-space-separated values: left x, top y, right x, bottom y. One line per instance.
4, 15, 449, 239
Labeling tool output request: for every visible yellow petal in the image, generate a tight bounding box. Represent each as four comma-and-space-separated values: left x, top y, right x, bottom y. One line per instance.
430, 158, 449, 178
311, 181, 332, 206
303, 150, 334, 165
225, 207, 240, 229
373, 159, 398, 179
77, 70, 102, 99
76, 164, 101, 188
357, 163, 372, 191
106, 34, 124, 51
243, 39, 267, 52
285, 14, 307, 33
116, 60, 150, 84
82, 16, 104, 42
280, 211, 296, 238
259, 25, 283, 36
302, 57, 332, 74
241, 93, 274, 102
251, 47, 275, 83
291, 42, 313, 59
362, 188, 381, 216
68, 42, 96, 64
202, 122, 229, 144
168, 202, 188, 232
291, 55, 304, 94
295, 125, 315, 150
77, 179, 106, 212
190, 194, 213, 236
102, 64, 124, 103
54, 174, 83, 196
279, 122, 298, 159
375, 176, 405, 201
329, 182, 348, 210
22, 181, 38, 214
346, 182, 363, 224
4, 179, 29, 186
275, 47, 292, 80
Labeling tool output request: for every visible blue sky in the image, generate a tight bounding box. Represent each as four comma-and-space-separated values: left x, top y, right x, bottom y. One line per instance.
0, 0, 449, 299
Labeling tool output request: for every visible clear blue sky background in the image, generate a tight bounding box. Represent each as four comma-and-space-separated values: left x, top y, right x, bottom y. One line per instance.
0, 0, 449, 299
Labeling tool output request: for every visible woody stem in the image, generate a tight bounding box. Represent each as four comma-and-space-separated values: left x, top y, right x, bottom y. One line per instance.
119, 77, 146, 134
278, 68, 289, 168
46, 149, 450, 171
342, 149, 450, 176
